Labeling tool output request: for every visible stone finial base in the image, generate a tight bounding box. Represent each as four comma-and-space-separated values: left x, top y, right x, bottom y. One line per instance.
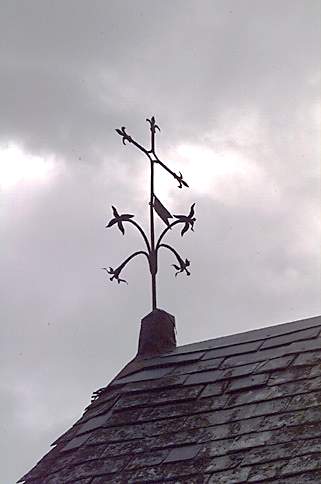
137, 309, 176, 358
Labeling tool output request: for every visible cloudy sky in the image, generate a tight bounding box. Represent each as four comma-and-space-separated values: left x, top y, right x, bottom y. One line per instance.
1, 1, 320, 482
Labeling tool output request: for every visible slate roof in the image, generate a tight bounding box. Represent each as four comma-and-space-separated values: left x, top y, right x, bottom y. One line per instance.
20, 315, 321, 483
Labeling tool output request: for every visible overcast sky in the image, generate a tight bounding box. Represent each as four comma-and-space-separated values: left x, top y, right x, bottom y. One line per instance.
0, 1, 320, 482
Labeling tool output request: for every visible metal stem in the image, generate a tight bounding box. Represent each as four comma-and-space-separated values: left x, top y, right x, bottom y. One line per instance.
158, 243, 183, 264
126, 219, 151, 253
156, 219, 183, 250
117, 250, 150, 273
150, 129, 157, 310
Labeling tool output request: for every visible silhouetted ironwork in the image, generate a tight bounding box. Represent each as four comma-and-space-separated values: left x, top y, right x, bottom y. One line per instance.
104, 116, 196, 310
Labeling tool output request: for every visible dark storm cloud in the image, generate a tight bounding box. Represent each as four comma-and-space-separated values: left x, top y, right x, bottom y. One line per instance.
0, 1, 320, 482
1, 1, 319, 156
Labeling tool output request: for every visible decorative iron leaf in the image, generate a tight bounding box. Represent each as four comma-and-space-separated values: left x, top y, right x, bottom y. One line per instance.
153, 195, 172, 226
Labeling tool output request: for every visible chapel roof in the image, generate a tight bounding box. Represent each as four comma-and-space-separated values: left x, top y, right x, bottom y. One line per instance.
20, 314, 321, 483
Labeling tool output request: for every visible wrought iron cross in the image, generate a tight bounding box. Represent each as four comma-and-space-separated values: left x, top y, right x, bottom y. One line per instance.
103, 116, 196, 311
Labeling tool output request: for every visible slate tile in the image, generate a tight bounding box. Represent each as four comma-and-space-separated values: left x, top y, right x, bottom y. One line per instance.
200, 381, 225, 398
308, 376, 321, 390
85, 425, 145, 445
52, 425, 79, 446
126, 449, 169, 469
300, 437, 321, 454
227, 416, 264, 436
100, 439, 148, 457
221, 396, 289, 423
150, 427, 204, 449
186, 397, 287, 430
113, 392, 151, 410
197, 423, 233, 443
87, 416, 189, 445
185, 369, 223, 385
39, 465, 80, 482
46, 452, 78, 473
63, 455, 129, 479
114, 366, 173, 384
261, 406, 321, 430
225, 385, 283, 408
185, 362, 258, 385
137, 396, 227, 422
221, 338, 321, 371
227, 430, 273, 453
261, 327, 320, 349
255, 355, 295, 373
249, 396, 290, 418
120, 374, 188, 393
170, 476, 209, 484
205, 454, 242, 473
62, 433, 91, 451
293, 350, 321, 366
242, 441, 298, 465
202, 340, 263, 360
276, 471, 321, 483
144, 415, 189, 436
289, 337, 321, 354
207, 437, 236, 457
221, 347, 284, 368
276, 376, 321, 397
227, 396, 288, 423
287, 390, 321, 411
91, 477, 124, 484
268, 366, 313, 385
310, 362, 321, 377
247, 459, 288, 481
221, 362, 261, 379
123, 461, 207, 482
40, 474, 75, 484
151, 384, 204, 404
106, 407, 143, 426
188, 404, 255, 430
76, 410, 113, 435
186, 408, 234, 429
227, 373, 269, 392
81, 396, 119, 422
143, 350, 206, 367
281, 454, 321, 476
164, 444, 202, 463
173, 357, 224, 375
71, 444, 107, 464
207, 465, 250, 483
266, 422, 321, 446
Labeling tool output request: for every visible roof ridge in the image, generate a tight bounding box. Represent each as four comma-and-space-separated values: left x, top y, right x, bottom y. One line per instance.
160, 315, 321, 356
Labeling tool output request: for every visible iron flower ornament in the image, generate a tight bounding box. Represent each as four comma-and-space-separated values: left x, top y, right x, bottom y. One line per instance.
104, 116, 196, 310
